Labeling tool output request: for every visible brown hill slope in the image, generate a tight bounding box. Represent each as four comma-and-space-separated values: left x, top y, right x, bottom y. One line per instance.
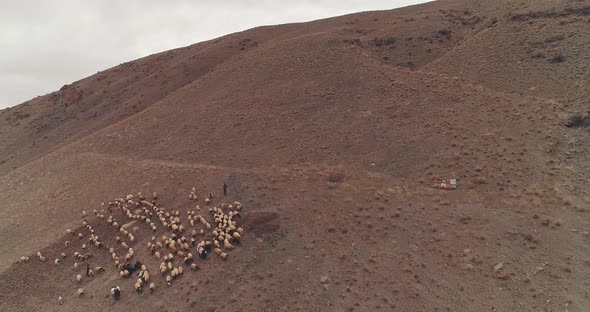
1, 0, 590, 311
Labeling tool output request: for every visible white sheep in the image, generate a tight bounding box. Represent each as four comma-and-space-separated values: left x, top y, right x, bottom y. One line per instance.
166, 275, 172, 285
65, 241, 70, 247
58, 296, 63, 305
77, 288, 84, 296
75, 274, 82, 282
223, 239, 234, 250
54, 259, 60, 265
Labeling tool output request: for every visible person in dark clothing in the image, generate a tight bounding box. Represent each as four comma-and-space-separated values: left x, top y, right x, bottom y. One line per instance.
223, 182, 228, 196
86, 264, 91, 276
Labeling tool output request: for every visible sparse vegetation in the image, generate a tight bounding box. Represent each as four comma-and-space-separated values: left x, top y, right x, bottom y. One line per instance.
400, 61, 416, 69
327, 171, 346, 183
371, 37, 397, 47
548, 54, 565, 63
342, 39, 361, 45
565, 114, 590, 128
510, 6, 590, 22
437, 29, 452, 38
545, 35, 565, 44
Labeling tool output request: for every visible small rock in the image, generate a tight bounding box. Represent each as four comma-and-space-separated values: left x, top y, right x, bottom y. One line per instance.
320, 275, 329, 283
459, 216, 472, 224
493, 263, 504, 271
495, 269, 512, 280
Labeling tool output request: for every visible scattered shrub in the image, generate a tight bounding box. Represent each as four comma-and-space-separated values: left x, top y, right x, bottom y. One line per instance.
437, 29, 452, 38
565, 114, 590, 128
327, 171, 346, 183
342, 39, 361, 45
372, 37, 397, 47
510, 6, 590, 22
403, 61, 416, 68
548, 55, 565, 63
545, 35, 565, 43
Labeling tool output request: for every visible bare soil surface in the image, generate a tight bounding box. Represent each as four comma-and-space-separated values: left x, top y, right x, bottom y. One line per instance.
1, 0, 590, 311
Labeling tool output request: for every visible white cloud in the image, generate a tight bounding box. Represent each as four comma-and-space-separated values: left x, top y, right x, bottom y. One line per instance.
0, 0, 429, 108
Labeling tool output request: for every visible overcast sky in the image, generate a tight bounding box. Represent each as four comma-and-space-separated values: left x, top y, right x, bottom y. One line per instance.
0, 0, 429, 109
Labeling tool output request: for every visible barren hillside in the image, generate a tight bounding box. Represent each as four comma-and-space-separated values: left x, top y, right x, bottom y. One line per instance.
1, 0, 590, 311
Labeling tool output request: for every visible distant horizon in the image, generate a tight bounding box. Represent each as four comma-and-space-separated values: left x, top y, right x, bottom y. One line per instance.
0, 0, 431, 110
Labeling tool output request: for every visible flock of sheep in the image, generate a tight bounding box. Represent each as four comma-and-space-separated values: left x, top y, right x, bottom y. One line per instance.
18, 188, 245, 305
